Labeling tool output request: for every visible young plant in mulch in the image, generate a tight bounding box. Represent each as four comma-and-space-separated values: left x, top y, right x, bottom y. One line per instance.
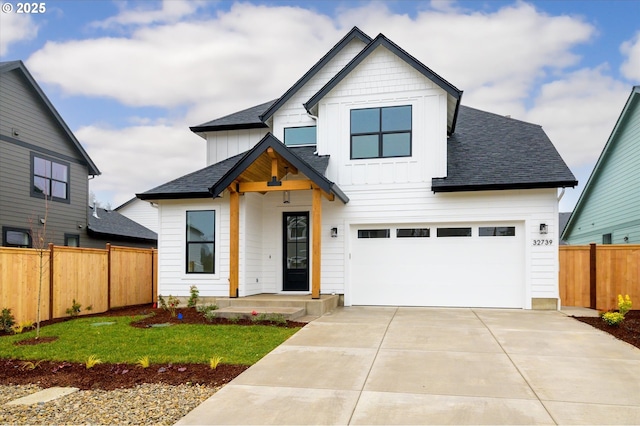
187, 285, 200, 308
602, 294, 632, 326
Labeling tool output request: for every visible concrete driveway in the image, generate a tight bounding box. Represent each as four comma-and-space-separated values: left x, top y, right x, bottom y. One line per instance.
177, 307, 640, 425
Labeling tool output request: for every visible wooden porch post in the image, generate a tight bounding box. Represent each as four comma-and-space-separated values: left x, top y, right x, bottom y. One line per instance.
229, 186, 239, 298
312, 187, 322, 299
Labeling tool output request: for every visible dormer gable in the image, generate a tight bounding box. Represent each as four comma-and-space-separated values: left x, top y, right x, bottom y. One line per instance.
304, 33, 463, 135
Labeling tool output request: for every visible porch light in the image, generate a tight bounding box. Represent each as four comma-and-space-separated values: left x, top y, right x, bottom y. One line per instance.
331, 227, 338, 238
539, 223, 548, 234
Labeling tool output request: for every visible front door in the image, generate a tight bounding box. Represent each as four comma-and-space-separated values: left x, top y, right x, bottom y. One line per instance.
283, 212, 309, 291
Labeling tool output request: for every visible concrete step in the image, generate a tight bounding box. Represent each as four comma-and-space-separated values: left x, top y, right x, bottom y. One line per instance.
215, 306, 306, 321
213, 294, 339, 317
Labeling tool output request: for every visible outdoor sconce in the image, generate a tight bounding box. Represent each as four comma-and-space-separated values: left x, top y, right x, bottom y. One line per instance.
39, 216, 46, 225
539, 223, 548, 234
331, 227, 338, 238
283, 191, 290, 204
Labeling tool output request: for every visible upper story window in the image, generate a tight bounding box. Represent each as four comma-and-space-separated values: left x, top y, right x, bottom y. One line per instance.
186, 210, 215, 274
2, 227, 32, 248
351, 105, 412, 159
284, 126, 317, 146
31, 154, 69, 203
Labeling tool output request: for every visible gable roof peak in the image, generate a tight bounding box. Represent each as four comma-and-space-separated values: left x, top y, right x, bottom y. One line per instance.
258, 26, 372, 123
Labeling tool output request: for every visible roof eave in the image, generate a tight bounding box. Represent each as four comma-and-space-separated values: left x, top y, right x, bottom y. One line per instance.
189, 122, 269, 133
136, 192, 213, 201
432, 180, 578, 193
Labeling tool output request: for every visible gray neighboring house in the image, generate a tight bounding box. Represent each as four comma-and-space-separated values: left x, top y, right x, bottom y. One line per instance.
0, 60, 155, 249
1, 60, 100, 248
87, 206, 157, 249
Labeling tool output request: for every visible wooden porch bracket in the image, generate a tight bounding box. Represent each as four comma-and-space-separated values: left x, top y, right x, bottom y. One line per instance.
228, 184, 239, 298
312, 187, 322, 299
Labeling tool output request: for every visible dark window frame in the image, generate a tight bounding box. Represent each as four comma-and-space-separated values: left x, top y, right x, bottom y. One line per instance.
284, 125, 317, 147
602, 233, 612, 244
357, 229, 390, 239
64, 233, 80, 247
437, 227, 472, 238
397, 228, 430, 238
185, 210, 216, 274
350, 105, 412, 159
479, 226, 516, 237
2, 226, 32, 248
30, 152, 70, 204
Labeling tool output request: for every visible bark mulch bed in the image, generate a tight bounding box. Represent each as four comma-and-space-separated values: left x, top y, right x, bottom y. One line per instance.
0, 304, 303, 390
2, 305, 638, 390
574, 309, 640, 350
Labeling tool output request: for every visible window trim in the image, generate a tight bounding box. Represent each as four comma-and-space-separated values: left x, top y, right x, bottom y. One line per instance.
2, 226, 32, 248
185, 210, 216, 275
64, 233, 80, 247
284, 125, 317, 147
350, 105, 412, 160
30, 152, 70, 204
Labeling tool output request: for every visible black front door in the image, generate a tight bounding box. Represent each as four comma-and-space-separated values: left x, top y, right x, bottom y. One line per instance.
283, 212, 309, 291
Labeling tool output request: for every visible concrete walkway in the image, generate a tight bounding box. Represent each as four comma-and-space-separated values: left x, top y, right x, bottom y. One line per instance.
177, 307, 640, 425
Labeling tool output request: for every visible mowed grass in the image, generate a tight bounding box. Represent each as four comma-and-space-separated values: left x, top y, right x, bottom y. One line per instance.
0, 315, 300, 365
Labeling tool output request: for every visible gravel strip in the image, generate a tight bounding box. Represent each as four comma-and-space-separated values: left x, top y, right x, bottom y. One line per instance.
0, 383, 219, 425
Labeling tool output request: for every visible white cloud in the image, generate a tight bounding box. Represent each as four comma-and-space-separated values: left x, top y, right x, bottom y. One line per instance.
91, 0, 207, 29
620, 31, 640, 81
0, 10, 38, 56
76, 123, 205, 206
525, 66, 630, 168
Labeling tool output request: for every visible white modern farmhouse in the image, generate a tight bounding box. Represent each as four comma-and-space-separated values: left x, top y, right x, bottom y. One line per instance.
139, 27, 577, 309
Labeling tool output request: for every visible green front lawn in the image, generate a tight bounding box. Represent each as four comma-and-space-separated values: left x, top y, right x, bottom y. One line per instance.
0, 315, 300, 365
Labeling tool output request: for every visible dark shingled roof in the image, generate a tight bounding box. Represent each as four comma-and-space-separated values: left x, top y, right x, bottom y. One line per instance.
87, 206, 157, 242
431, 106, 577, 192
190, 100, 276, 133
137, 146, 329, 200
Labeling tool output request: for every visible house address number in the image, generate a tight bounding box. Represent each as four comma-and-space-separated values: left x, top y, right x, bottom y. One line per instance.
532, 239, 553, 246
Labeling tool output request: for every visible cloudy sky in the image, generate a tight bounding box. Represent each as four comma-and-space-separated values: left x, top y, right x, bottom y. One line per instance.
1, 0, 639, 211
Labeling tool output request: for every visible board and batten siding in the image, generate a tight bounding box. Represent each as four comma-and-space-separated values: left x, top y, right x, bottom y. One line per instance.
205, 128, 269, 166
315, 46, 448, 185
565, 96, 640, 245
271, 38, 368, 139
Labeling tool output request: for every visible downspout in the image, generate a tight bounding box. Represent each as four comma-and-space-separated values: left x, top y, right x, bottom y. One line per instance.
557, 187, 565, 202
307, 112, 319, 155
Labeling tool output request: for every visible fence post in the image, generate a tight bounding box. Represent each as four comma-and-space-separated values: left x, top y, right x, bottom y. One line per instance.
48, 243, 54, 320
107, 243, 111, 310
589, 243, 597, 309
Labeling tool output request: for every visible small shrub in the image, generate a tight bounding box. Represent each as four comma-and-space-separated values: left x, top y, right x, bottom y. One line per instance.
618, 294, 632, 316
267, 313, 287, 325
12, 320, 34, 334
19, 360, 43, 371
158, 295, 167, 310
1, 308, 15, 333
85, 355, 102, 369
137, 356, 150, 368
209, 356, 223, 370
65, 299, 82, 317
228, 315, 241, 324
203, 310, 217, 322
187, 285, 200, 308
251, 313, 269, 323
602, 312, 625, 326
196, 303, 219, 321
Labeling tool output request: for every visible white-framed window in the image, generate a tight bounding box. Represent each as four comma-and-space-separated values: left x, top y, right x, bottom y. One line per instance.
284, 126, 316, 146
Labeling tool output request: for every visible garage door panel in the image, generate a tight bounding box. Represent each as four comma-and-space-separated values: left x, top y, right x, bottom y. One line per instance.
351, 223, 524, 308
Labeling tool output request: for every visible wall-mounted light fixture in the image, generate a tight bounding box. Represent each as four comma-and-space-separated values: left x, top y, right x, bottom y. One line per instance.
39, 216, 46, 225
331, 227, 338, 238
539, 223, 548, 234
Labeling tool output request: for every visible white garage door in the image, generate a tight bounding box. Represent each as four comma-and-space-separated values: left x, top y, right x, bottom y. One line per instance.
350, 223, 525, 308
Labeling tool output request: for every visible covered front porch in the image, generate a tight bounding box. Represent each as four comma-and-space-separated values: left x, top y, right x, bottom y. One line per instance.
209, 134, 349, 300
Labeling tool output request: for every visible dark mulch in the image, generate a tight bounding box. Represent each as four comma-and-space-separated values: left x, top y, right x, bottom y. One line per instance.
0, 304, 302, 389
574, 310, 640, 350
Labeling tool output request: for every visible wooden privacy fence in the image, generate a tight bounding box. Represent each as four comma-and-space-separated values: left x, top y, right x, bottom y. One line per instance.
560, 244, 640, 311
0, 244, 157, 323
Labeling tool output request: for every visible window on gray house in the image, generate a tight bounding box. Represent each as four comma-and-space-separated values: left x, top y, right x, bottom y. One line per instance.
186, 210, 215, 273
284, 126, 317, 146
351, 105, 412, 159
3, 227, 32, 248
31, 153, 69, 202
65, 234, 80, 247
